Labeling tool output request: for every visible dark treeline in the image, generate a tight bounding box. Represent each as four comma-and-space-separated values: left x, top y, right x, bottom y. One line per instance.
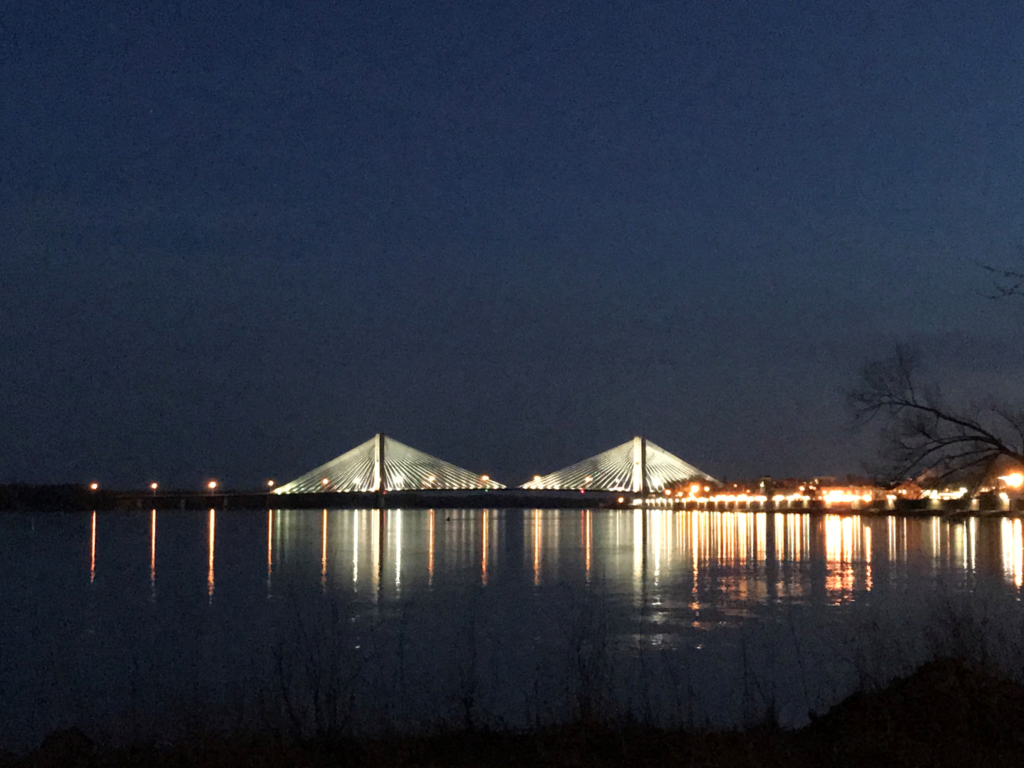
0, 486, 618, 512
0, 484, 107, 511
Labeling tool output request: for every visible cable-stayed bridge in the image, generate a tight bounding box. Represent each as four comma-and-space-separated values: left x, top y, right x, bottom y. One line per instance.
521, 436, 717, 493
273, 434, 713, 496
273, 434, 504, 494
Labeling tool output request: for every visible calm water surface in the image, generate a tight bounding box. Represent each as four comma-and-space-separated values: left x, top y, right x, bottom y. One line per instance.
2, 508, 1023, 748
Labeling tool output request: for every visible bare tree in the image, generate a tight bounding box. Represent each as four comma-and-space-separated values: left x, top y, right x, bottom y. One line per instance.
848, 346, 1024, 485
850, 259, 1024, 485
979, 262, 1024, 300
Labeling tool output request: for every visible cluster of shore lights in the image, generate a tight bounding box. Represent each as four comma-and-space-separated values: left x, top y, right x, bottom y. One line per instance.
923, 487, 969, 501
636, 490, 815, 506
821, 489, 874, 504
1001, 473, 1024, 489
678, 483, 815, 504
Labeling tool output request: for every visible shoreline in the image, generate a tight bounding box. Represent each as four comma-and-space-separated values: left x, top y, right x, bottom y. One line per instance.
2, 483, 1021, 516
4, 657, 1024, 767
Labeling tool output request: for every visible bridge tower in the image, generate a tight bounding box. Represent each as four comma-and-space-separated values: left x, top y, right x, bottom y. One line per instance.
521, 436, 715, 493
631, 436, 647, 494
274, 433, 505, 494
372, 433, 386, 492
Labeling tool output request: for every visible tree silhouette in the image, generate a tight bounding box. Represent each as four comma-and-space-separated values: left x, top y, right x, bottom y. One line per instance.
979, 262, 1024, 300
850, 261, 1023, 484
848, 346, 1024, 484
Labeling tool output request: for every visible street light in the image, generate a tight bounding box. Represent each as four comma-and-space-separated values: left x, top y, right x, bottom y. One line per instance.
207, 480, 218, 491
266, 479, 275, 489
88, 482, 99, 491
150, 482, 158, 494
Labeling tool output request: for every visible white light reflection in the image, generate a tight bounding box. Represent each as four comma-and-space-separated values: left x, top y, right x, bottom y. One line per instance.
395, 509, 403, 592
583, 510, 592, 582
352, 509, 360, 589
372, 510, 381, 599
321, 509, 328, 589
1002, 518, 1023, 588
969, 517, 977, 573
428, 509, 435, 587
651, 509, 663, 581
533, 510, 543, 586
481, 510, 489, 586
267, 509, 273, 597
633, 510, 643, 591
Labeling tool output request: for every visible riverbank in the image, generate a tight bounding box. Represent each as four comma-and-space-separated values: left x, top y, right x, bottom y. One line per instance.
4, 657, 1024, 767
3, 483, 1022, 515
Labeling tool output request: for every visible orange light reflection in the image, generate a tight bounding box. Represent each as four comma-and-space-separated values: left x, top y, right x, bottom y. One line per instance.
90, 511, 97, 584
533, 510, 542, 586
584, 510, 592, 581
207, 508, 215, 599
864, 524, 872, 592
321, 509, 328, 587
267, 509, 273, 573
482, 510, 489, 586
150, 509, 157, 590
428, 509, 435, 586
1002, 518, 1024, 588
267, 509, 273, 596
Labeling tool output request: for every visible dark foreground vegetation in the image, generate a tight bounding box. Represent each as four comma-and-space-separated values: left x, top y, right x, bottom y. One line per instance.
5, 658, 1024, 768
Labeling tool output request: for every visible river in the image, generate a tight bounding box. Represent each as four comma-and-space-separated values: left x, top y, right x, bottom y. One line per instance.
1, 508, 1023, 749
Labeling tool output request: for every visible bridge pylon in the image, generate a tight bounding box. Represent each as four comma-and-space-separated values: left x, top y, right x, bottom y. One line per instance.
522, 436, 716, 493
274, 433, 505, 493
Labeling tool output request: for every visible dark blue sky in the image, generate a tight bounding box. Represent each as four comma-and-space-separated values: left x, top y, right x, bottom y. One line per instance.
2, 0, 1023, 488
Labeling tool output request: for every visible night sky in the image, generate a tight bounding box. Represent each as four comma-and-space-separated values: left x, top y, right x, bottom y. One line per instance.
2, 0, 1023, 489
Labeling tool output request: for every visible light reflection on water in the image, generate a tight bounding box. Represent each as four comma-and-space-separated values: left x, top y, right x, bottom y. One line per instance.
2, 507, 1024, 749
84, 508, 1024, 607
207, 508, 215, 600
1004, 517, 1024, 587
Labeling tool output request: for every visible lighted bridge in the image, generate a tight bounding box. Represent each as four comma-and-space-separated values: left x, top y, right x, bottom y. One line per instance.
274, 433, 505, 494
522, 436, 716, 493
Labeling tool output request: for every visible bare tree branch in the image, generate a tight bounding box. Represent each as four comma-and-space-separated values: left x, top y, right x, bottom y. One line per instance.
848, 346, 1024, 485
976, 257, 1024, 300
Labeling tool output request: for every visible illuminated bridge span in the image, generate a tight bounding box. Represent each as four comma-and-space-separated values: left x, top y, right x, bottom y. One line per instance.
274, 433, 505, 493
522, 436, 717, 493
